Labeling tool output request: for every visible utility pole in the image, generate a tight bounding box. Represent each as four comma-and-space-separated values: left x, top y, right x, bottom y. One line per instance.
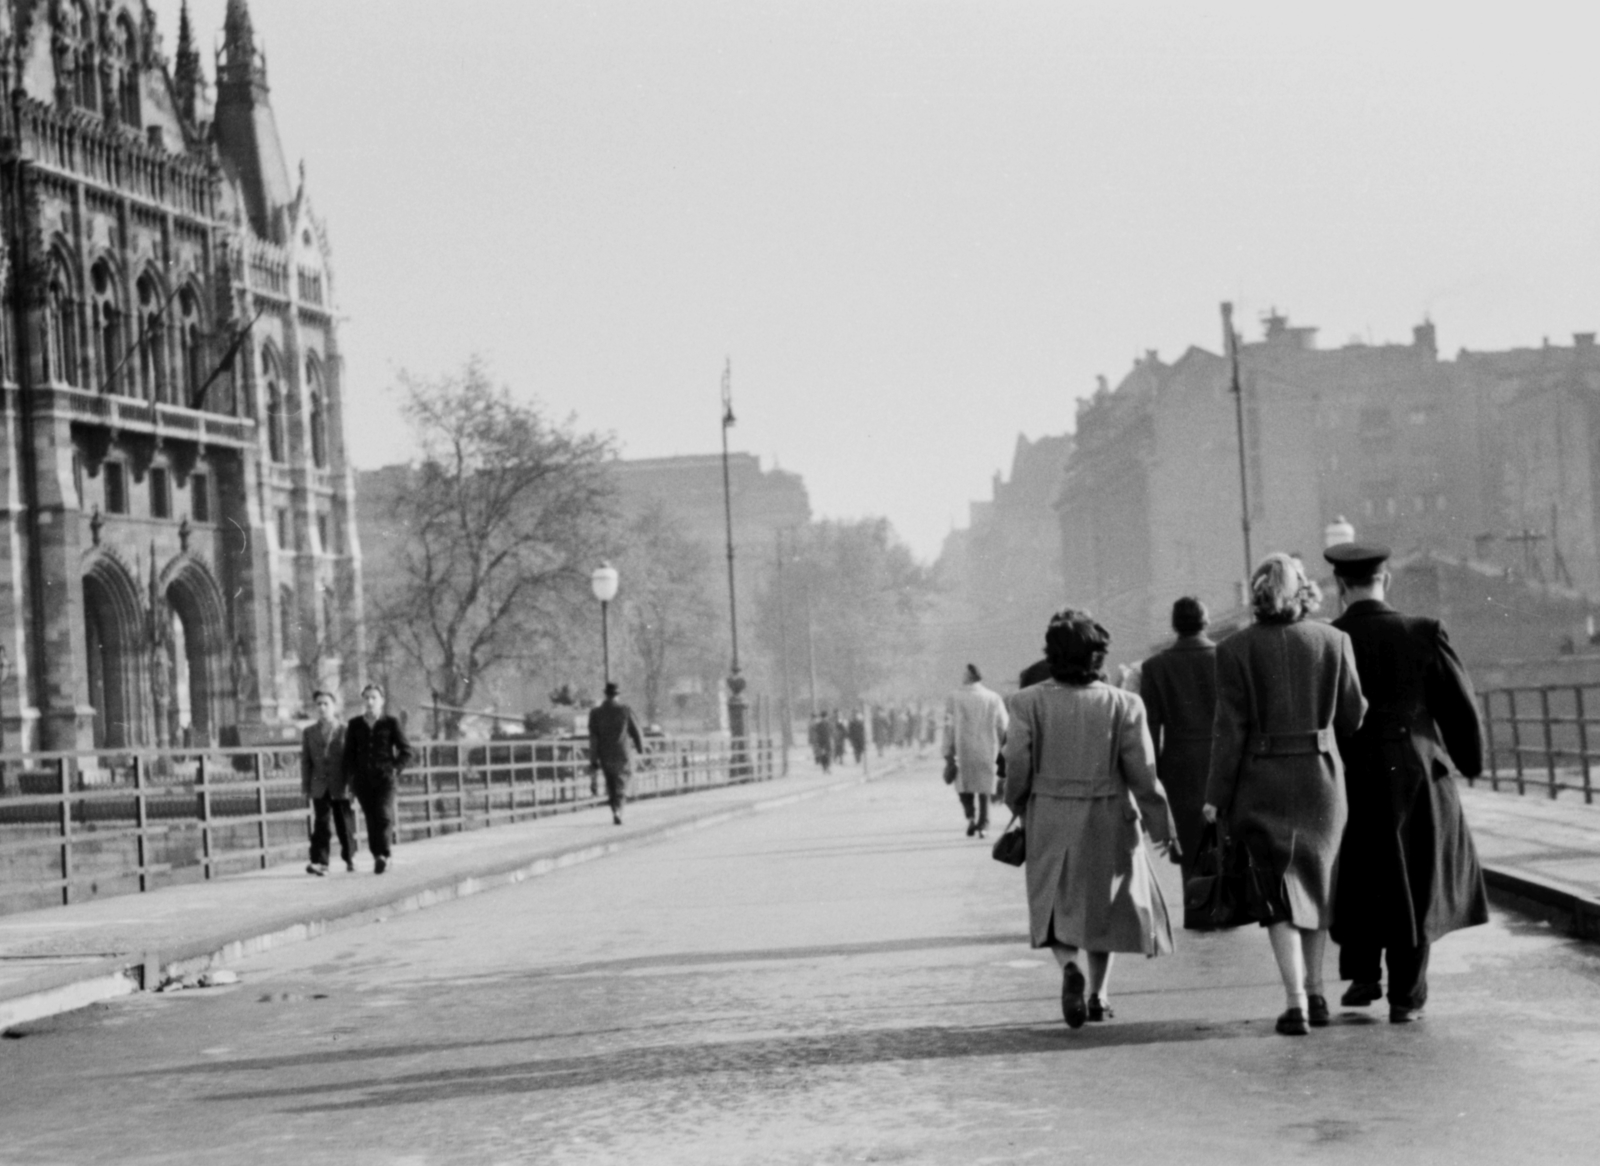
805, 582, 819, 717
1222, 301, 1254, 586
774, 528, 795, 769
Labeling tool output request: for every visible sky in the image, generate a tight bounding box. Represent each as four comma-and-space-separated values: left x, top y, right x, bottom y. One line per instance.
154, 1, 1600, 561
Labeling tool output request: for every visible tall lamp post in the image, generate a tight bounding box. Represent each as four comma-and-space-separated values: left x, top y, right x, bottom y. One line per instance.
720, 360, 748, 744
1222, 301, 1254, 593
591, 562, 619, 688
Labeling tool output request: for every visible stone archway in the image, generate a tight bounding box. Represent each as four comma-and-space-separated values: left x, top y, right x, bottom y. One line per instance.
161, 555, 231, 746
82, 554, 146, 749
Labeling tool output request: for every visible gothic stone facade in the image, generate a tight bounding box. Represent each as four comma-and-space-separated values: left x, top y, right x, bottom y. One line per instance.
0, 1, 363, 752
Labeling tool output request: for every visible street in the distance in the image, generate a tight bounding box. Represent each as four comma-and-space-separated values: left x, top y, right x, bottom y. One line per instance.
3, 763, 1597, 1166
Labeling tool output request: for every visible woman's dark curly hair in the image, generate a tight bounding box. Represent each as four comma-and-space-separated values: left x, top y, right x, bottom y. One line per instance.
1044, 609, 1112, 685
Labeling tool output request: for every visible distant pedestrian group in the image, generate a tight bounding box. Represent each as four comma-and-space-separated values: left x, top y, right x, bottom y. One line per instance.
303, 683, 414, 877
966, 540, 1487, 1035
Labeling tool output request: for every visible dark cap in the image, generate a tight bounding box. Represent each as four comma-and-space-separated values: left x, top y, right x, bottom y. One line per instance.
604, 681, 620, 698
1324, 541, 1391, 577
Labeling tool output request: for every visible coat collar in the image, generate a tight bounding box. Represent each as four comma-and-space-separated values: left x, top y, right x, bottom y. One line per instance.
1339, 598, 1396, 618
1169, 633, 1216, 651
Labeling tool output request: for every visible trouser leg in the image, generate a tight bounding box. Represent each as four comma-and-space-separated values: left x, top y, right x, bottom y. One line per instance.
603, 767, 627, 812
1385, 939, 1431, 1010
958, 792, 975, 821
975, 793, 990, 830
331, 799, 358, 864
1339, 941, 1384, 986
309, 796, 332, 866
359, 790, 395, 859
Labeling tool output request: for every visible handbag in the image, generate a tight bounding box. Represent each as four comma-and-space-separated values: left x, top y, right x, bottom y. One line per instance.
1182, 821, 1249, 930
991, 815, 1026, 866
943, 754, 959, 785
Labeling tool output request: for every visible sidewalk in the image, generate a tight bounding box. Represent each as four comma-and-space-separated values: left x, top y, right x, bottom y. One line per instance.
0, 750, 907, 1030
1459, 784, 1600, 937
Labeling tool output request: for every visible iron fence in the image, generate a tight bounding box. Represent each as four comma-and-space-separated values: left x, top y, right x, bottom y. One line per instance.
1478, 685, 1596, 804
0, 733, 779, 913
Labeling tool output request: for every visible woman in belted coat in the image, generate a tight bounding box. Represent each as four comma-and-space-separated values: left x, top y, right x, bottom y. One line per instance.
1204, 553, 1366, 1036
1004, 610, 1179, 1029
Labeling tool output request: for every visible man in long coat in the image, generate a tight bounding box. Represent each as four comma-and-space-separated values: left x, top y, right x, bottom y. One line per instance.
1139, 597, 1217, 884
588, 682, 645, 825
946, 663, 1009, 838
1326, 542, 1489, 1023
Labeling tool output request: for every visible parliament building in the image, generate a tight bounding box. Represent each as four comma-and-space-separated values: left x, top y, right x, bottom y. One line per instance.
0, 1, 363, 752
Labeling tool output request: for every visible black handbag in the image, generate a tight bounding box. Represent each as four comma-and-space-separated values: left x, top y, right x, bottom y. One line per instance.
991, 815, 1026, 866
943, 754, 959, 785
1183, 821, 1249, 930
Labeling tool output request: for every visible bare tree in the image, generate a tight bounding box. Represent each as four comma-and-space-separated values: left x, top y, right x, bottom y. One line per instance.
613, 504, 721, 724
366, 360, 615, 735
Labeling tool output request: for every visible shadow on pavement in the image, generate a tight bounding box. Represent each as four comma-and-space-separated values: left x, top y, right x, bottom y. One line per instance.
196, 1018, 1262, 1112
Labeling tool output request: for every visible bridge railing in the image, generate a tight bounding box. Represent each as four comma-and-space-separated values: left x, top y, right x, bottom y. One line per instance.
1478, 685, 1597, 804
0, 734, 779, 913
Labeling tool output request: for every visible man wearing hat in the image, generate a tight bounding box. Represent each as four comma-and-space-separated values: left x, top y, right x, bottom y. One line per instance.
588, 682, 644, 825
1325, 541, 1489, 1023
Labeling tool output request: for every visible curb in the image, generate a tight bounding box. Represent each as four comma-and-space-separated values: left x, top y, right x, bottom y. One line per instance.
1482, 863, 1600, 941
1, 759, 912, 1032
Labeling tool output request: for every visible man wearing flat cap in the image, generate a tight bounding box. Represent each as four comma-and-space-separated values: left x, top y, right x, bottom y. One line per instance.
1325, 541, 1489, 1023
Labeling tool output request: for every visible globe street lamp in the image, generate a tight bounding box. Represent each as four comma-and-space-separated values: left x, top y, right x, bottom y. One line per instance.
591, 563, 620, 688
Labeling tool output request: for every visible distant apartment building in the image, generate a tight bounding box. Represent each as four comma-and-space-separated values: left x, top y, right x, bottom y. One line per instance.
1057, 314, 1600, 669
933, 434, 1073, 687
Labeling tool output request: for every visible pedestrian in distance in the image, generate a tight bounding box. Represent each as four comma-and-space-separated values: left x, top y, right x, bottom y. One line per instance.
1325, 542, 1490, 1024
946, 664, 1009, 838
831, 712, 848, 764
343, 683, 414, 875
1003, 610, 1179, 1028
302, 689, 355, 875
1204, 553, 1367, 1036
588, 681, 645, 825
848, 710, 868, 765
1140, 597, 1218, 885
809, 712, 833, 773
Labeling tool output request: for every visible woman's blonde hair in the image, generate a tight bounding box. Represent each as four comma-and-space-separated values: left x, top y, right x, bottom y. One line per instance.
1250, 552, 1322, 624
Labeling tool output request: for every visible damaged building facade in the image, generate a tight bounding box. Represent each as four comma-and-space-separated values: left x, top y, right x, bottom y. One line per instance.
0, 1, 362, 751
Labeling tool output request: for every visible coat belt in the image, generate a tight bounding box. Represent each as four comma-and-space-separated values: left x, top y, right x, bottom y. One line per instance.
1248, 727, 1335, 756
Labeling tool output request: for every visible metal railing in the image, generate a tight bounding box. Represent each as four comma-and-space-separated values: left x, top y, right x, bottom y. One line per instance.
1479, 685, 1597, 804
0, 734, 779, 914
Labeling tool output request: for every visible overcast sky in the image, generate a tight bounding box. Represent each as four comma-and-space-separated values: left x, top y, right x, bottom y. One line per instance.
156, 1, 1600, 560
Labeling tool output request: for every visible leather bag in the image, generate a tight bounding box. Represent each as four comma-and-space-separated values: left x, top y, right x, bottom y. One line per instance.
1182, 821, 1249, 930
943, 754, 959, 785
991, 815, 1026, 866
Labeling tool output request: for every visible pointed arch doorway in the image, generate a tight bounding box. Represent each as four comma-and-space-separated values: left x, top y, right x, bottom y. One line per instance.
82, 556, 146, 749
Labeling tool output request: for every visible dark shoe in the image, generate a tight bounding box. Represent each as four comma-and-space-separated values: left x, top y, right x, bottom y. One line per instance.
374, 857, 388, 874
345, 860, 356, 873
966, 820, 977, 838
1087, 995, 1113, 1022
1389, 1005, 1424, 1024
1276, 1007, 1309, 1036
1061, 963, 1087, 1029
305, 863, 326, 877
1307, 995, 1330, 1027
612, 810, 623, 825
1341, 981, 1383, 1007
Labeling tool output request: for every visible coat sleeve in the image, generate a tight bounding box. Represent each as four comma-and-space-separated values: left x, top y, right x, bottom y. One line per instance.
341, 719, 358, 778
1425, 622, 1483, 777
943, 697, 956, 758
300, 727, 314, 798
1117, 694, 1175, 846
1139, 662, 1167, 761
1335, 631, 1367, 737
627, 710, 645, 754
1001, 695, 1034, 816
390, 718, 414, 772
993, 691, 1010, 742
1205, 642, 1249, 812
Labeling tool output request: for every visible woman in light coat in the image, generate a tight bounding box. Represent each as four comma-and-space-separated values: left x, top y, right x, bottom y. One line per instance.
946, 664, 1009, 838
1204, 553, 1366, 1036
1003, 611, 1179, 1028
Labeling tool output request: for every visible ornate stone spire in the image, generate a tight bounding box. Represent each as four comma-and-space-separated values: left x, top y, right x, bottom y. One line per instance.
174, 1, 201, 124
223, 0, 256, 61
218, 0, 265, 93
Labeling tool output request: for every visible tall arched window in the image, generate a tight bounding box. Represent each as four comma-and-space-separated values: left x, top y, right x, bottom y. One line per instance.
53, 1, 100, 113
263, 347, 285, 461
135, 274, 166, 402
46, 258, 80, 387
115, 16, 141, 129
90, 261, 124, 395
306, 356, 327, 468
280, 586, 298, 661
177, 288, 204, 408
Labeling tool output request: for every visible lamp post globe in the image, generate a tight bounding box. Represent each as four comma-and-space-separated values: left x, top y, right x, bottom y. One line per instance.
591, 563, 619, 688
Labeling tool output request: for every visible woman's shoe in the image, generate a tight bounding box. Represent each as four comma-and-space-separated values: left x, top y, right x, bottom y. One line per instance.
1307, 995, 1331, 1027
1087, 995, 1113, 1022
1275, 1007, 1309, 1036
1061, 963, 1087, 1029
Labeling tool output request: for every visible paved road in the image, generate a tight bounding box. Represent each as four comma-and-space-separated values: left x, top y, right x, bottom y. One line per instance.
3, 763, 1599, 1165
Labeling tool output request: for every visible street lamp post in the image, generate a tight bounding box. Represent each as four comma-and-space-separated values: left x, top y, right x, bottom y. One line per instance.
591, 562, 619, 688
719, 360, 748, 746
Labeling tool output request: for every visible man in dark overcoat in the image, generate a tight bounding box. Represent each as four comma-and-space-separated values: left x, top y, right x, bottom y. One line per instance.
809, 712, 832, 773
343, 684, 414, 874
1139, 596, 1217, 884
1326, 542, 1489, 1023
588, 682, 645, 825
